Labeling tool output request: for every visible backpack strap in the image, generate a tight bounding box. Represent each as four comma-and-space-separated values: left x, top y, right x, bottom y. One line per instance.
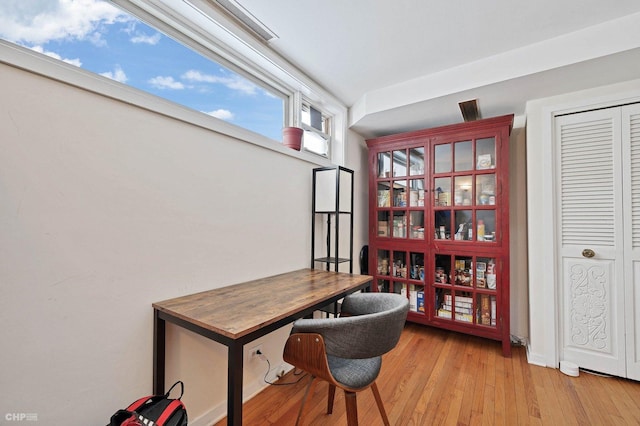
126, 395, 156, 412
155, 400, 186, 426
164, 381, 184, 399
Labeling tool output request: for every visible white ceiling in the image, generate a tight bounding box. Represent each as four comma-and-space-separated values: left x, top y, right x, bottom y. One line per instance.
234, 0, 640, 137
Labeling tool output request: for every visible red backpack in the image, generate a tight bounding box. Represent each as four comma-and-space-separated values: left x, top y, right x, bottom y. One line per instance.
109, 381, 187, 426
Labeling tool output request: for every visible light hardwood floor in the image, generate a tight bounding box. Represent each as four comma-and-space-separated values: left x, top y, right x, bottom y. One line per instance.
214, 323, 640, 425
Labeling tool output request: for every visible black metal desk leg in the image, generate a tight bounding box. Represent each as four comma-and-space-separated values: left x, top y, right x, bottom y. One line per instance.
153, 310, 166, 395
227, 342, 243, 425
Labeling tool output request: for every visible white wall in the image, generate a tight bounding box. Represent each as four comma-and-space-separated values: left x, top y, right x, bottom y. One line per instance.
0, 60, 367, 424
346, 129, 370, 270
509, 126, 529, 340
525, 78, 640, 367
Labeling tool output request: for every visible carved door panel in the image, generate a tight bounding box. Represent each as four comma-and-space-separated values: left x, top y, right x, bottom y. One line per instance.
556, 108, 627, 377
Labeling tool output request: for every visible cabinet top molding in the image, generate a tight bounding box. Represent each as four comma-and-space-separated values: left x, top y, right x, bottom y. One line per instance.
366, 114, 514, 148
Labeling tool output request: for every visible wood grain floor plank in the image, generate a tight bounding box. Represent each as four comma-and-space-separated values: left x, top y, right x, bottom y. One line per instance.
213, 324, 640, 426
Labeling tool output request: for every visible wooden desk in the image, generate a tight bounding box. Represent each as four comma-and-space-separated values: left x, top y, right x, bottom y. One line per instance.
152, 268, 372, 425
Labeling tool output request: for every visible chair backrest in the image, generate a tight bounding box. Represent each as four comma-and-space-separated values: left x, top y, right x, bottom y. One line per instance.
290, 293, 409, 359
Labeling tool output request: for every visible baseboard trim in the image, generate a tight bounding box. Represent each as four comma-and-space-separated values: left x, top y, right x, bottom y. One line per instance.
526, 341, 550, 367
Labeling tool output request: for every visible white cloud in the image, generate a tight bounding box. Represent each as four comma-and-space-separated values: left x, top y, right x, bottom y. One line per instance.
182, 69, 258, 95
29, 45, 81, 67
148, 76, 185, 90
206, 109, 235, 121
100, 65, 127, 83
226, 78, 258, 96
130, 32, 161, 45
0, 0, 128, 45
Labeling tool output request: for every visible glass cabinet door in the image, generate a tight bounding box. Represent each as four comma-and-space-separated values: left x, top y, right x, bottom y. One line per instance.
375, 145, 427, 242
432, 136, 500, 245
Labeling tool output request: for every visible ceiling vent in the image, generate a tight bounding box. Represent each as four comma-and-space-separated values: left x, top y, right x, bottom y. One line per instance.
459, 99, 480, 122
210, 0, 278, 42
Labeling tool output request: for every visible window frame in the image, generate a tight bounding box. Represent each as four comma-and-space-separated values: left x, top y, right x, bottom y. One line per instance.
300, 100, 332, 158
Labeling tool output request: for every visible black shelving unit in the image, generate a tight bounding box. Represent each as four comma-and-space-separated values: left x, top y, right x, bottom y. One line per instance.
311, 166, 355, 315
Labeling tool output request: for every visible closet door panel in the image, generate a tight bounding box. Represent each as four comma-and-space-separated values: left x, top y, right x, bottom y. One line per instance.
556, 109, 626, 377
623, 103, 640, 381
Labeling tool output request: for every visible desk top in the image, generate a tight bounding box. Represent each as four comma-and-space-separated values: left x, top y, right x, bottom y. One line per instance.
152, 269, 372, 340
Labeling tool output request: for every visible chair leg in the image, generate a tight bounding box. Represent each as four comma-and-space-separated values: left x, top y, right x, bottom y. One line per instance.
370, 382, 390, 426
295, 376, 317, 426
327, 384, 336, 414
344, 391, 358, 426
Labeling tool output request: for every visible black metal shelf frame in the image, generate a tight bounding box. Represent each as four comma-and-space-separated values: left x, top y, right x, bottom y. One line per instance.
311, 166, 355, 315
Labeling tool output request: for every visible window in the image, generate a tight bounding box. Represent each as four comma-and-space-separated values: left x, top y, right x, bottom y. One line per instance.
301, 103, 331, 157
0, 0, 285, 141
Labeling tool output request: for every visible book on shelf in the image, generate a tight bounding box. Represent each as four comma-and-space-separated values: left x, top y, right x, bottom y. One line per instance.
437, 309, 473, 323
442, 302, 473, 315
409, 284, 418, 311
480, 294, 491, 325
436, 309, 451, 319
491, 298, 496, 326
401, 285, 424, 313
378, 221, 388, 236
392, 215, 407, 238
476, 262, 486, 288
410, 189, 425, 207
444, 294, 473, 304
443, 299, 473, 309
417, 291, 425, 312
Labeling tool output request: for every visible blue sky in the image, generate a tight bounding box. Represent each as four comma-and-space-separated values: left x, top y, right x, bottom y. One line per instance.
0, 0, 284, 141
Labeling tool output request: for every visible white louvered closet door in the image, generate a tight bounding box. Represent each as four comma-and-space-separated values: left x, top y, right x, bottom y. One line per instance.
555, 108, 627, 377
623, 103, 640, 380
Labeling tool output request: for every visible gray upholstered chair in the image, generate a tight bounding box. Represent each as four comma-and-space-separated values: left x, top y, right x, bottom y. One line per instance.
283, 292, 409, 426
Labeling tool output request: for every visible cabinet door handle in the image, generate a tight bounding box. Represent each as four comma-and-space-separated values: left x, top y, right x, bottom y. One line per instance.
582, 248, 595, 258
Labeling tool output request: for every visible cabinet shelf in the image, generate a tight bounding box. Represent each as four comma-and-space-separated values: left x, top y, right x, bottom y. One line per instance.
367, 115, 513, 356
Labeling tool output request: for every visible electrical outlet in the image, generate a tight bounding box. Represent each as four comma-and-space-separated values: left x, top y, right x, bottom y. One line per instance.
248, 345, 263, 361
275, 364, 287, 380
